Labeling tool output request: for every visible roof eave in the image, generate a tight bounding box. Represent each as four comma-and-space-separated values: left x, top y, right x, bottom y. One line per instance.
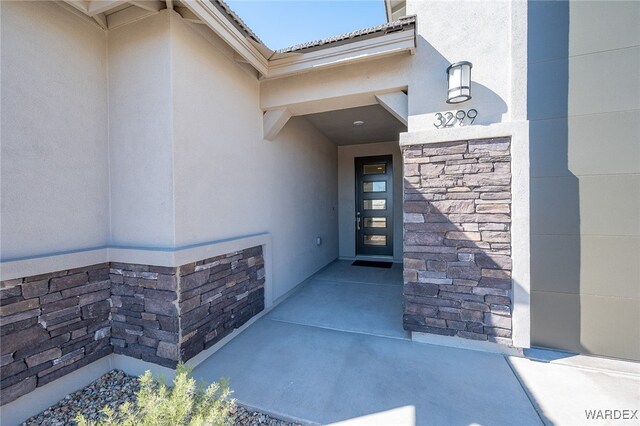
182, 1, 415, 80
263, 26, 416, 81
182, 0, 270, 75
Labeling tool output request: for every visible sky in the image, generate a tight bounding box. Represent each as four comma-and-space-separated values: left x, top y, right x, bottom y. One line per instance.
225, 1, 387, 50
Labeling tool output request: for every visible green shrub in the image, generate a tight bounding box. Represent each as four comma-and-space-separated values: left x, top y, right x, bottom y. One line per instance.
76, 364, 235, 426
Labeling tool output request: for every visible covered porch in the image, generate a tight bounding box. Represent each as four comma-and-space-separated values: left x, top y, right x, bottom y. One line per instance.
192, 261, 541, 425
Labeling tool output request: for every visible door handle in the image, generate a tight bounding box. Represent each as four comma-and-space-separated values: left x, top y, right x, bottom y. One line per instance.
356, 212, 361, 230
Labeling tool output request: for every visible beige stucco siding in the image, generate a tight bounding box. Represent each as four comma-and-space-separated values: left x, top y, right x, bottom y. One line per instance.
170, 13, 339, 300
107, 11, 176, 247
0, 1, 109, 260
405, 0, 513, 129
529, 0, 640, 360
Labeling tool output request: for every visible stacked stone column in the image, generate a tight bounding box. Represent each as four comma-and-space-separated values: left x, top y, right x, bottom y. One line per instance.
402, 138, 513, 344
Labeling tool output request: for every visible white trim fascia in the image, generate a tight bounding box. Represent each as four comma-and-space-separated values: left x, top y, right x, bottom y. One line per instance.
400, 121, 531, 350
264, 29, 416, 80
180, 0, 269, 76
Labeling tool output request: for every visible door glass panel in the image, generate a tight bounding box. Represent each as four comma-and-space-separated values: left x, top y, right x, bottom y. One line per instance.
364, 235, 386, 246
364, 217, 386, 228
363, 181, 386, 192
363, 163, 386, 175
363, 199, 386, 210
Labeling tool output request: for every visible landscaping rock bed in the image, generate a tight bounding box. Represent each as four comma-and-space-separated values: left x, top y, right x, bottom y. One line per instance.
20, 370, 300, 426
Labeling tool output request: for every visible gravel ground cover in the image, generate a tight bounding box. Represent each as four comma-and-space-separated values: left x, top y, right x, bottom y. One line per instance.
20, 370, 300, 426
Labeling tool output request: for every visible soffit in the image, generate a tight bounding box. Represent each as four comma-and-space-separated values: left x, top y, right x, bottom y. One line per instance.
303, 104, 406, 146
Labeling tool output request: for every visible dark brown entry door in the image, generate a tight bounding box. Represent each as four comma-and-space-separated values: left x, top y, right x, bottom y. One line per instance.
355, 155, 393, 256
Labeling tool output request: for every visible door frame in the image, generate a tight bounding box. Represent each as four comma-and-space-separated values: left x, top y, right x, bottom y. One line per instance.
354, 155, 394, 257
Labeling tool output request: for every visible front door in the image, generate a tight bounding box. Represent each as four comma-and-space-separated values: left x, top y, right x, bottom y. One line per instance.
355, 155, 393, 256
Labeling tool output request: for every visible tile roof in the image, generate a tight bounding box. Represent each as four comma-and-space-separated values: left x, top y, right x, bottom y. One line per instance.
212, 0, 414, 57
275, 15, 416, 53
211, 0, 264, 44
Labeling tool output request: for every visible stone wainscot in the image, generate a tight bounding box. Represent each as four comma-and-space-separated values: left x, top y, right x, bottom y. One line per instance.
0, 246, 265, 405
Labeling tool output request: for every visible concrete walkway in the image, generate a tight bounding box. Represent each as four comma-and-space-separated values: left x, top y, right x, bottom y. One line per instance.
192, 261, 639, 425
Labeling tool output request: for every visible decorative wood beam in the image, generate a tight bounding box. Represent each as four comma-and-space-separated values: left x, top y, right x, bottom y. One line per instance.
263, 108, 292, 141
175, 6, 204, 24
92, 12, 108, 29
375, 91, 408, 126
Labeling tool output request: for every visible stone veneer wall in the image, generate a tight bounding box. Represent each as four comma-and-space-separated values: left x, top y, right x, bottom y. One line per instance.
109, 264, 180, 368
0, 246, 265, 405
1, 264, 112, 405
179, 246, 265, 361
402, 138, 513, 344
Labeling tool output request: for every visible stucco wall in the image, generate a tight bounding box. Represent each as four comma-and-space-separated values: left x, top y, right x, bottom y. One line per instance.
337, 142, 403, 261
170, 13, 339, 300
0, 1, 109, 260
528, 1, 640, 360
405, 0, 513, 130
107, 11, 175, 248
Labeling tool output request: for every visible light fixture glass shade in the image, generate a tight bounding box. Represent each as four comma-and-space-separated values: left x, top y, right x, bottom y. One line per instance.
446, 61, 472, 103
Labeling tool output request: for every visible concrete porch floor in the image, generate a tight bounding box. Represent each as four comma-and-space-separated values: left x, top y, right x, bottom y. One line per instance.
192, 261, 640, 425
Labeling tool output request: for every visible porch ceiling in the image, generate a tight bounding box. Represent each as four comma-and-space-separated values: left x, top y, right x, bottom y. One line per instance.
302, 104, 407, 146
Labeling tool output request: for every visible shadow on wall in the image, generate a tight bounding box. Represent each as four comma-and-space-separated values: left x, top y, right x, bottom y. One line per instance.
410, 35, 508, 124
403, 139, 515, 344
528, 0, 583, 354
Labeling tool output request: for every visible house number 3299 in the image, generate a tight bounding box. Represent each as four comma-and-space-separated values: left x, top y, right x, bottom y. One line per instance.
434, 109, 478, 128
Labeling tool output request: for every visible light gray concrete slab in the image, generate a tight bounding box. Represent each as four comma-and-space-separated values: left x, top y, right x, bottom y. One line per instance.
524, 348, 640, 376
193, 319, 541, 426
266, 277, 408, 339
314, 260, 403, 286
508, 355, 640, 425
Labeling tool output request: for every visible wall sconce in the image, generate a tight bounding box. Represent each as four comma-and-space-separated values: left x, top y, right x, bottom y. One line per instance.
446, 61, 473, 104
